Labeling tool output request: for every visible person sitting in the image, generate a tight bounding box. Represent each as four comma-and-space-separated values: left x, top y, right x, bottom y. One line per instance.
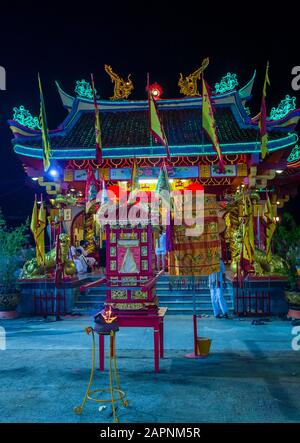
68, 244, 76, 261
78, 240, 88, 256
74, 248, 88, 274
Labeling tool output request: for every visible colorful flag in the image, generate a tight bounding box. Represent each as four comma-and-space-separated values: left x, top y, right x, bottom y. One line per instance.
242, 193, 255, 263
202, 77, 224, 172
156, 163, 173, 251
259, 62, 270, 159
38, 74, 51, 171
30, 197, 38, 241
264, 192, 276, 262
91, 73, 102, 162
35, 199, 46, 266
148, 77, 170, 160
97, 179, 108, 206
85, 166, 99, 202
97, 178, 108, 249
128, 157, 139, 204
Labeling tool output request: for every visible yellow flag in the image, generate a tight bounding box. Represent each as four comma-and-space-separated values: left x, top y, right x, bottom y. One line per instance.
30, 198, 38, 240
202, 78, 224, 171
36, 201, 46, 266
242, 193, 255, 263
38, 74, 51, 172
264, 193, 276, 262
128, 158, 139, 204
259, 62, 270, 159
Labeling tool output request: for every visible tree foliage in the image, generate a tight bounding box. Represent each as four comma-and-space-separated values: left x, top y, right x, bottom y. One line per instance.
0, 210, 29, 294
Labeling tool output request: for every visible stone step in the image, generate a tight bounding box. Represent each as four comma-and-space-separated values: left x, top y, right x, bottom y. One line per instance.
74, 275, 234, 315
77, 294, 232, 303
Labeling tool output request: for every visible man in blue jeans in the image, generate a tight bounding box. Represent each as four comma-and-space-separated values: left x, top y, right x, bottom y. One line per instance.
208, 258, 230, 318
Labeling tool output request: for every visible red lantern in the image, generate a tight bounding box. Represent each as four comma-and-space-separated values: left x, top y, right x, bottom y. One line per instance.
107, 184, 127, 201
185, 182, 204, 192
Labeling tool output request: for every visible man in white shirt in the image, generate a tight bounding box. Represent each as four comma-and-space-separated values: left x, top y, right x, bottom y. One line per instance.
155, 228, 167, 271
74, 249, 88, 274
208, 258, 229, 318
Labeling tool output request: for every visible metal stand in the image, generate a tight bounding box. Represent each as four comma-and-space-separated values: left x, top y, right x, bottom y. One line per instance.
74, 327, 128, 423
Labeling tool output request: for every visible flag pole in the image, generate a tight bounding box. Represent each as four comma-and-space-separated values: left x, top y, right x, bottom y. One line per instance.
147, 72, 153, 155
91, 73, 102, 164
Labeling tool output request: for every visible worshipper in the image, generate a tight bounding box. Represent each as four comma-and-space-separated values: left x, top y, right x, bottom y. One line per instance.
78, 240, 88, 256
155, 227, 167, 271
208, 258, 230, 319
74, 248, 88, 274
68, 244, 76, 261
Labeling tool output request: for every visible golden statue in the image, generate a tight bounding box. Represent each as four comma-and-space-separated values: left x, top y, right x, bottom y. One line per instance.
21, 233, 76, 279
223, 191, 287, 277
178, 58, 209, 96
104, 65, 134, 100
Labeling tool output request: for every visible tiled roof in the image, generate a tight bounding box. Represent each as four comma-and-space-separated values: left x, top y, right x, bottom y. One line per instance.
13, 108, 285, 151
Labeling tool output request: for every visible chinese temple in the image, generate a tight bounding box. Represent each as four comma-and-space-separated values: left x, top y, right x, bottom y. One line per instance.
8, 67, 300, 316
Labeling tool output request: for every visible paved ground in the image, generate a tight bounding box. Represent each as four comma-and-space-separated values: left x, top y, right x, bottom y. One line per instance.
0, 314, 300, 423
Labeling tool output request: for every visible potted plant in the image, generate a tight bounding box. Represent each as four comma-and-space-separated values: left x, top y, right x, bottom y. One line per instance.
273, 213, 300, 309
0, 210, 29, 319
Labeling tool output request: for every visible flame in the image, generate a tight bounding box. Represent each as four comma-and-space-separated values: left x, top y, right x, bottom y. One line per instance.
101, 306, 117, 324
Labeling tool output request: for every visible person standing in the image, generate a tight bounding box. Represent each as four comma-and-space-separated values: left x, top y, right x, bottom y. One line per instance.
208, 258, 230, 318
155, 228, 167, 271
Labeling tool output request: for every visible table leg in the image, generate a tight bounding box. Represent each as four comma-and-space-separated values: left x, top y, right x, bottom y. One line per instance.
159, 321, 164, 358
99, 334, 105, 371
154, 328, 160, 373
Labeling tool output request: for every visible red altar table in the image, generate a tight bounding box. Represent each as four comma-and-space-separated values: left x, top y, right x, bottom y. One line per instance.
98, 307, 167, 373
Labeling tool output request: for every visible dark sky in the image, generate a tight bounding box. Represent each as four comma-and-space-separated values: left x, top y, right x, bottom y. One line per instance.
0, 2, 299, 224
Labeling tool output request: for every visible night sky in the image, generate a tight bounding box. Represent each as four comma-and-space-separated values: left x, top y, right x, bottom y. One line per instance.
0, 3, 299, 224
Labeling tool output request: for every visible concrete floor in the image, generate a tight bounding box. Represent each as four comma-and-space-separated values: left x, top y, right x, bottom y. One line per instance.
0, 314, 300, 423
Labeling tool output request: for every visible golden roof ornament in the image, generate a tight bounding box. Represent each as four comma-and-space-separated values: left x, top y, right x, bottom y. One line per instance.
104, 64, 134, 100
178, 58, 209, 96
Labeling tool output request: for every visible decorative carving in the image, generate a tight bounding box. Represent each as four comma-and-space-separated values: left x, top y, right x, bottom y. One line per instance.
75, 79, 95, 100
37, 177, 61, 196
178, 58, 209, 96
21, 234, 76, 279
111, 290, 127, 300
13, 106, 41, 130
269, 95, 296, 120
104, 65, 133, 100
214, 73, 238, 94
287, 144, 300, 163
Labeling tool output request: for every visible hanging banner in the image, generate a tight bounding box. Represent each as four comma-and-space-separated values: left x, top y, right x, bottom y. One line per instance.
211, 165, 236, 177
110, 166, 199, 181
73, 169, 99, 181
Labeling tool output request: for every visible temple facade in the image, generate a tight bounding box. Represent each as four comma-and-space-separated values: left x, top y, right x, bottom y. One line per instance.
8, 69, 300, 315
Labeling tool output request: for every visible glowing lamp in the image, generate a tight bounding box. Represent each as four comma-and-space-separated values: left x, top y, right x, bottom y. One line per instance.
31, 177, 39, 181
49, 168, 58, 177
276, 170, 283, 174
148, 82, 163, 100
